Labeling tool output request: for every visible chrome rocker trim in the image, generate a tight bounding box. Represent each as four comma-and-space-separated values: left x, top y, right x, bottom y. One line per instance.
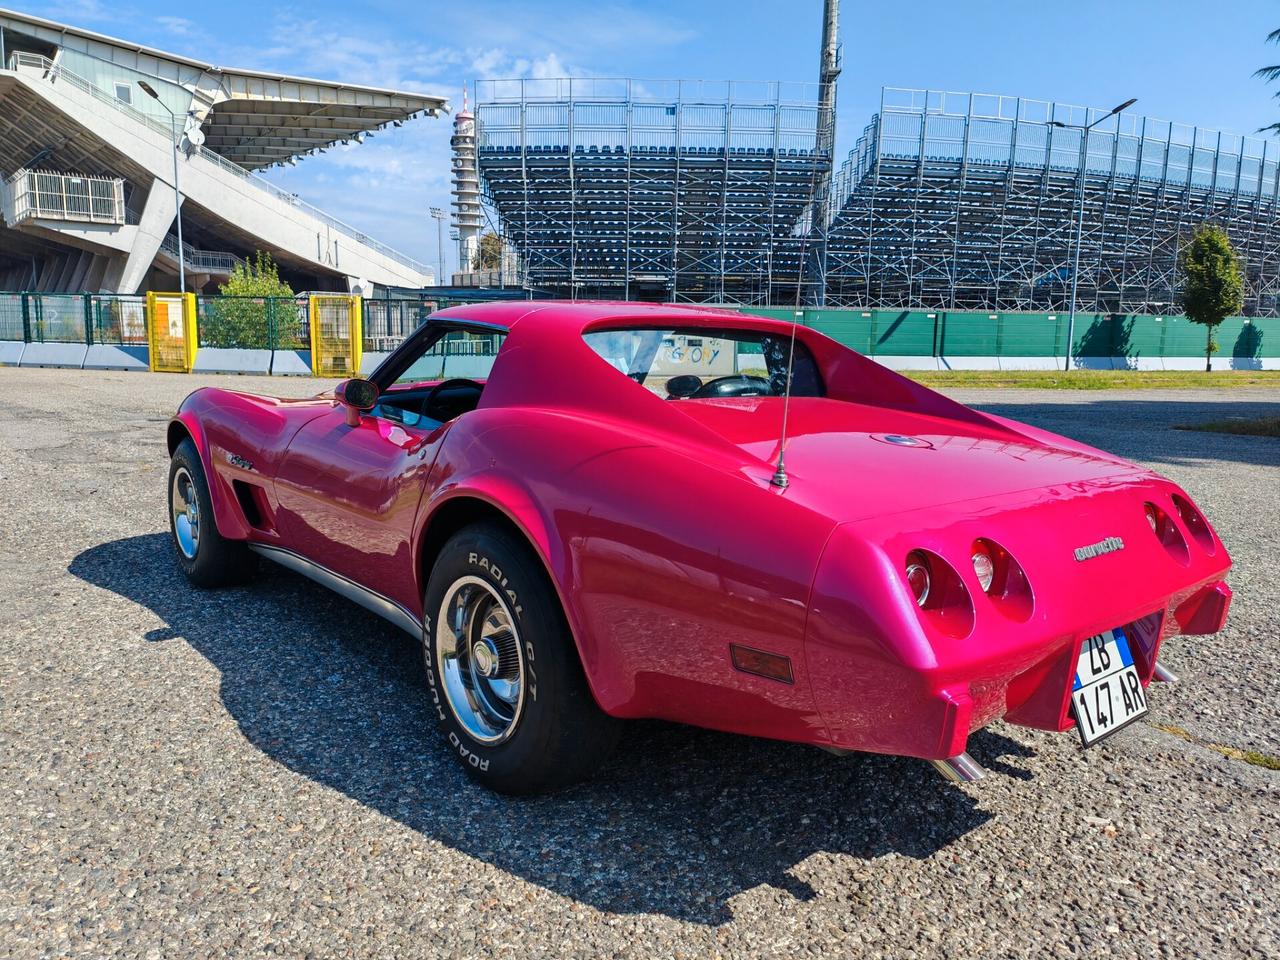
248, 544, 422, 638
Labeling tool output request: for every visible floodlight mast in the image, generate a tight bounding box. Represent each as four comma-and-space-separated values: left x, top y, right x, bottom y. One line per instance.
138, 79, 188, 293
1048, 97, 1137, 371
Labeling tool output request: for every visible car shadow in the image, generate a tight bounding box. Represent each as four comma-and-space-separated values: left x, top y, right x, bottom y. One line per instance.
968, 397, 1280, 470
70, 533, 1015, 925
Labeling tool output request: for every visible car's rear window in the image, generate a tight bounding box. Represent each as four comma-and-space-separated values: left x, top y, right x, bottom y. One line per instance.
583, 327, 823, 399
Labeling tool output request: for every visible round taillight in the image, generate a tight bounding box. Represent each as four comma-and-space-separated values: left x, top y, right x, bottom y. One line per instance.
1172, 493, 1215, 554
971, 538, 1034, 622
905, 551, 931, 607
1145, 502, 1160, 533
1143, 501, 1190, 565
972, 548, 995, 592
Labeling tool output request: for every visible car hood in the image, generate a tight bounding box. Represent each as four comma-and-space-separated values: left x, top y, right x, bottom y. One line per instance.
670, 396, 1144, 523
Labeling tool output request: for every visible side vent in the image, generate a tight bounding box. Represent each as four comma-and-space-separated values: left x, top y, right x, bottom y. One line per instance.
231, 479, 266, 529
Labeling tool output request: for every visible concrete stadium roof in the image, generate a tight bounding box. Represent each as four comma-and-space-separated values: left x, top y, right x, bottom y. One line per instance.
0, 8, 449, 169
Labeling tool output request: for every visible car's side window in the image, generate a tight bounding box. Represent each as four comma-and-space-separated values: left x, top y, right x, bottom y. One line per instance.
390, 330, 506, 386
369, 328, 507, 428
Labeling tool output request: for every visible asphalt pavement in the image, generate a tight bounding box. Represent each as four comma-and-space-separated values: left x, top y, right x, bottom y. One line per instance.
0, 368, 1277, 959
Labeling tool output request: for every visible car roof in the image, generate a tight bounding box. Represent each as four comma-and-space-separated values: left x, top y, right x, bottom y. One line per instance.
429, 300, 796, 335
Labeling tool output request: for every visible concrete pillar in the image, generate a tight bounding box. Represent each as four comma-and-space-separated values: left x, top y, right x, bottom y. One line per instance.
103, 178, 178, 293
83, 255, 111, 292
65, 250, 94, 293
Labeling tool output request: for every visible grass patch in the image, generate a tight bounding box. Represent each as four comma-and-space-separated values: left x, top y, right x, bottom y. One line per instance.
1152, 722, 1280, 770
1152, 722, 1193, 741
1174, 416, 1280, 438
1213, 745, 1280, 771
904, 369, 1280, 390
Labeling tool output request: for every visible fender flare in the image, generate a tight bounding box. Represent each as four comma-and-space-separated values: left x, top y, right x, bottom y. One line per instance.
166, 411, 247, 541
414, 475, 616, 712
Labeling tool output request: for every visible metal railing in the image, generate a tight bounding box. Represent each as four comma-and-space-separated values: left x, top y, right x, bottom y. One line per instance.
7, 52, 432, 277
1, 168, 125, 226
158, 234, 243, 275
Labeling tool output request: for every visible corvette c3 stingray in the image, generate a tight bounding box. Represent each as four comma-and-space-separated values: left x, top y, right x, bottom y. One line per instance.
165, 302, 1231, 793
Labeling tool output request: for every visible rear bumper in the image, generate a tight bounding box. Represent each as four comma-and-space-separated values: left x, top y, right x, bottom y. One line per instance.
819, 579, 1231, 760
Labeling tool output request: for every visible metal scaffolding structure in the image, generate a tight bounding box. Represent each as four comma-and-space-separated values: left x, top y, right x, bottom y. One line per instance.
825, 88, 1280, 315
474, 78, 831, 304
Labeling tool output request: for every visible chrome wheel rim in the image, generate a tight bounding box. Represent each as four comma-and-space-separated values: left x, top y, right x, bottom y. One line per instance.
435, 575, 525, 744
171, 467, 200, 560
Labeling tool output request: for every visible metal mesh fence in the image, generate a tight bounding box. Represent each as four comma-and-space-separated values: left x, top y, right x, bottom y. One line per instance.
90, 295, 148, 345
196, 296, 308, 350
148, 294, 193, 373
310, 295, 360, 377
0, 293, 24, 340
28, 295, 87, 343
363, 298, 436, 352
0, 291, 1273, 364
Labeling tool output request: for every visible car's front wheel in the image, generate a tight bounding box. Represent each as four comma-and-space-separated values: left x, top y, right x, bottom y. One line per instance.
423, 522, 619, 794
168, 438, 255, 588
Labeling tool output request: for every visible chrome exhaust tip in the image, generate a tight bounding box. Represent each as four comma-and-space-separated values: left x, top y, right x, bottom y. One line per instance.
1152, 661, 1179, 684
929, 752, 987, 782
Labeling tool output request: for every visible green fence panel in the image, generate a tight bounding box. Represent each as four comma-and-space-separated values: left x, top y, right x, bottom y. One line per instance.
272, 297, 311, 351
28, 294, 89, 343
805, 309, 875, 353
1157, 316, 1213, 357
196, 296, 308, 350
0, 293, 24, 341
90, 295, 148, 345
1225, 317, 1268, 362
870, 311, 937, 356
939, 312, 997, 356
362, 298, 436, 352
999, 313, 1066, 356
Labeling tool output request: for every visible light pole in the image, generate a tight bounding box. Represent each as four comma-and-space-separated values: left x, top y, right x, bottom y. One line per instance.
138, 80, 190, 294
1049, 97, 1137, 370
430, 207, 445, 287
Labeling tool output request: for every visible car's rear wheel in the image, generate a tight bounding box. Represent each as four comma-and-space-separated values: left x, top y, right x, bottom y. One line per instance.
168, 438, 255, 588
423, 522, 619, 794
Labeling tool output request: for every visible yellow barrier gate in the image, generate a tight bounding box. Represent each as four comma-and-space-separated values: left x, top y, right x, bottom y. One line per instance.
309, 295, 362, 377
147, 292, 197, 373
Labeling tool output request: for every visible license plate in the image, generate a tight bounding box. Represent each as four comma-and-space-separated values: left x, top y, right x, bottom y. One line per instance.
1070, 627, 1148, 747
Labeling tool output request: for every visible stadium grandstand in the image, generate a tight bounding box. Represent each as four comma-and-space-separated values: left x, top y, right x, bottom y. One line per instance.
0, 8, 445, 294
473, 77, 833, 304
824, 88, 1280, 316
472, 78, 1280, 317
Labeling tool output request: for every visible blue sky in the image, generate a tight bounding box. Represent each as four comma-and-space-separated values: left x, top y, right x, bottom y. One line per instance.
40, 0, 1280, 275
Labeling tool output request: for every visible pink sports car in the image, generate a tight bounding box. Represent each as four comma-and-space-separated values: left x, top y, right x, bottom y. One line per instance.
166, 302, 1232, 793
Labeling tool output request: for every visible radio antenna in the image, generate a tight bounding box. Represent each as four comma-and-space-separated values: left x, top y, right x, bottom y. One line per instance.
772, 0, 839, 489
771, 115, 834, 489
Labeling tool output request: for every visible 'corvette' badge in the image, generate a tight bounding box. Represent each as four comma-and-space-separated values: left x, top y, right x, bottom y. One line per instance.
1074, 536, 1124, 562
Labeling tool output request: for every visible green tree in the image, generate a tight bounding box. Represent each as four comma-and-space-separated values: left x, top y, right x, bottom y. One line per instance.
471, 231, 503, 271
202, 251, 298, 349
1255, 29, 1280, 133
1177, 224, 1245, 372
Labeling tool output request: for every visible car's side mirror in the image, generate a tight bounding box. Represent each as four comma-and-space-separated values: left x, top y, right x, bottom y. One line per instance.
335, 378, 379, 426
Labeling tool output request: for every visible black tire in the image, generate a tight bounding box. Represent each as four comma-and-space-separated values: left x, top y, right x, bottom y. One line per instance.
167, 438, 256, 588
423, 522, 619, 794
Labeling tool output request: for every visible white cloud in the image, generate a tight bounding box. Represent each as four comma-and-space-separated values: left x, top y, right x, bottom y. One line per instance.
155, 15, 197, 38
164, 4, 690, 269
530, 53, 569, 80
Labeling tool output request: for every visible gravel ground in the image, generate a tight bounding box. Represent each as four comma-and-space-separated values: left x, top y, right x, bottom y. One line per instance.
0, 368, 1277, 959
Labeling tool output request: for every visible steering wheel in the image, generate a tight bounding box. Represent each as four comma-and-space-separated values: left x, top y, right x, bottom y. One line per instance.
423, 377, 484, 421
690, 375, 772, 399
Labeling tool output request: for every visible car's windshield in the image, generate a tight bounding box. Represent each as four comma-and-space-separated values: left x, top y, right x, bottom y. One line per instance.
583, 327, 823, 399
393, 330, 506, 384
